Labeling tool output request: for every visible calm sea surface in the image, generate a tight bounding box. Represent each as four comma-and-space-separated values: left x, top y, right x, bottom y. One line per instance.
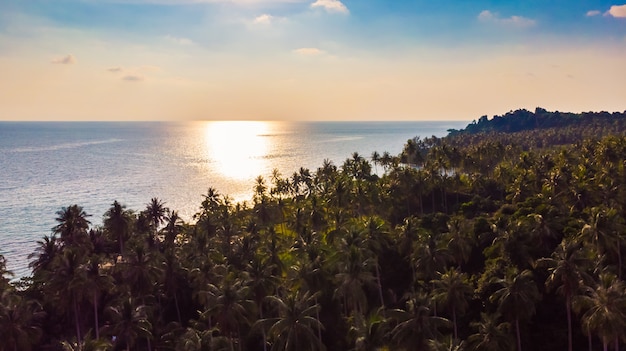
0, 121, 467, 277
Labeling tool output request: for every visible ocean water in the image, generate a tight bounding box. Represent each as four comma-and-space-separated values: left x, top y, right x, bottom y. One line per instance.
0, 120, 467, 277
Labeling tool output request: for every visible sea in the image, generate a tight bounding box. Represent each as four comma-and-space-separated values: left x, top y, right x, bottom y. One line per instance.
0, 120, 467, 278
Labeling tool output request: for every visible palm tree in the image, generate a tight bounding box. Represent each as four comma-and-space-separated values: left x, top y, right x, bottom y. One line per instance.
348, 308, 389, 351
145, 197, 168, 244
432, 268, 473, 341
201, 272, 253, 351
466, 313, 513, 351
105, 297, 152, 351
388, 293, 449, 351
371, 151, 381, 174
54, 205, 91, 248
164, 210, 183, 249
0, 292, 45, 351
333, 246, 377, 317
28, 235, 60, 275
444, 217, 475, 268
119, 245, 162, 300
538, 239, 591, 351
576, 273, 626, 351
580, 206, 624, 278
47, 249, 90, 345
258, 291, 325, 351
489, 269, 540, 351
84, 256, 114, 339
60, 330, 112, 351
103, 201, 134, 255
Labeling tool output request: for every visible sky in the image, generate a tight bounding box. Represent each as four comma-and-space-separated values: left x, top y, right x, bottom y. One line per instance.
0, 0, 625, 121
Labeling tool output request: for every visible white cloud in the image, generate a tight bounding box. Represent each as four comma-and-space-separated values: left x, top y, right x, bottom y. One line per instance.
310, 0, 348, 14
164, 35, 194, 45
478, 10, 536, 28
51, 54, 76, 64
293, 47, 324, 55
586, 10, 601, 17
605, 4, 626, 18
107, 67, 123, 73
253, 14, 274, 25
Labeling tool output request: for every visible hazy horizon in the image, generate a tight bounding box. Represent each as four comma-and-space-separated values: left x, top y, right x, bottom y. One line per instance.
1, 0, 625, 122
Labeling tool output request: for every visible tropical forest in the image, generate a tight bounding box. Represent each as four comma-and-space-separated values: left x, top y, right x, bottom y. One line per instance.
4, 107, 626, 351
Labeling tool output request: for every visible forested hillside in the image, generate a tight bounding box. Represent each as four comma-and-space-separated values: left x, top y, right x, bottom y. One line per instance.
2, 109, 626, 351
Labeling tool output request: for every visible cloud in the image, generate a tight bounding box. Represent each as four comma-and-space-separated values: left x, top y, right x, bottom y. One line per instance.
478, 10, 536, 28
107, 67, 123, 73
310, 0, 348, 14
605, 4, 626, 18
253, 14, 274, 24
51, 54, 76, 64
122, 75, 144, 82
293, 47, 324, 55
586, 10, 601, 17
164, 35, 194, 45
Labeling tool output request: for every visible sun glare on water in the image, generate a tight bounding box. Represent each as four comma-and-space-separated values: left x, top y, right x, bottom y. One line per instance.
204, 121, 271, 180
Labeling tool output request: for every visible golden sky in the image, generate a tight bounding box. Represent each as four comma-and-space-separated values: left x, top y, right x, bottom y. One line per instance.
1, 0, 625, 121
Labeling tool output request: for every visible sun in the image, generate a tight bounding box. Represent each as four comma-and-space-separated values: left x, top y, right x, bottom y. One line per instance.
204, 121, 271, 181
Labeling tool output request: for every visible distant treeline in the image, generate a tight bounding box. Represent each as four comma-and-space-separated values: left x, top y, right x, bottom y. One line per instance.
448, 107, 626, 139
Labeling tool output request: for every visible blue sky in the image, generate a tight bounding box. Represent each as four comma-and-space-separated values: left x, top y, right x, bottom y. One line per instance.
0, 0, 624, 120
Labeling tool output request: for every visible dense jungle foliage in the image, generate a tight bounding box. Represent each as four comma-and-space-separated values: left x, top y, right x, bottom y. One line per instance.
2, 108, 626, 351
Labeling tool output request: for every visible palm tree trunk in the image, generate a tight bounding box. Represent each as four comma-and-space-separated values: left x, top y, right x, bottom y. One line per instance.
618, 243, 622, 280
515, 318, 522, 351
375, 261, 385, 311
229, 332, 235, 351
174, 292, 182, 324
74, 294, 82, 345
615, 337, 619, 351
260, 307, 268, 351
315, 296, 322, 343
566, 295, 572, 351
588, 327, 592, 351
94, 291, 99, 339
453, 307, 458, 341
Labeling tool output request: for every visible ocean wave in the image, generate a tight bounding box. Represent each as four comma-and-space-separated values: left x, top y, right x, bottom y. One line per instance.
8, 139, 122, 153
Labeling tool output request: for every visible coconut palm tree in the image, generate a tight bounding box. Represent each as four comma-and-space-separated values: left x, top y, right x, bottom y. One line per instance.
0, 292, 45, 351
201, 272, 253, 351
258, 291, 325, 351
105, 297, 152, 351
54, 205, 91, 248
333, 245, 377, 317
538, 239, 591, 351
47, 249, 90, 345
466, 313, 513, 351
489, 269, 540, 351
83, 256, 114, 339
103, 201, 134, 255
577, 273, 626, 351
28, 235, 60, 276
348, 308, 389, 351
145, 197, 168, 244
388, 293, 449, 351
432, 268, 473, 341
60, 331, 112, 351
